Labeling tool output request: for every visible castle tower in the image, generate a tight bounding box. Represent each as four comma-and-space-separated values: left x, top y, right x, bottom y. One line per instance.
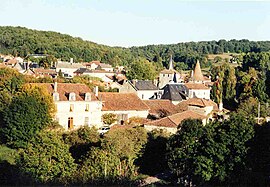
192, 60, 204, 82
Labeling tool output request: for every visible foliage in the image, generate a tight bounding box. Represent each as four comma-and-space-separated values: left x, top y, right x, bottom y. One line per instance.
17, 131, 77, 184
126, 58, 158, 80
137, 129, 170, 175
167, 115, 255, 186
62, 126, 100, 163
0, 84, 54, 148
102, 113, 117, 125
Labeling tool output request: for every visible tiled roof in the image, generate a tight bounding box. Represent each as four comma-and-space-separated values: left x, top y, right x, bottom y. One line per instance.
98, 92, 149, 111
184, 83, 210, 90
29, 83, 98, 101
193, 61, 204, 81
143, 100, 180, 115
145, 110, 206, 128
161, 84, 188, 101
177, 98, 218, 112
131, 80, 158, 90
56, 62, 84, 69
32, 68, 56, 74
160, 69, 177, 74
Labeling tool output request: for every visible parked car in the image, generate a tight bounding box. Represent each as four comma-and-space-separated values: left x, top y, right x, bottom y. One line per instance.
97, 126, 110, 134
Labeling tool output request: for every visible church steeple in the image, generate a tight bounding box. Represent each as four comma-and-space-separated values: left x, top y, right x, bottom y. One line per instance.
168, 55, 173, 70
193, 60, 204, 82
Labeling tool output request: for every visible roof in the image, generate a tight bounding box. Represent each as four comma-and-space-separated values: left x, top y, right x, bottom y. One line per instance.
177, 98, 218, 112
143, 100, 180, 115
32, 68, 56, 74
160, 69, 176, 74
98, 92, 149, 111
145, 110, 206, 128
73, 68, 92, 74
161, 84, 188, 101
30, 83, 98, 101
99, 63, 113, 68
184, 83, 210, 90
56, 62, 84, 69
131, 80, 158, 90
193, 61, 204, 81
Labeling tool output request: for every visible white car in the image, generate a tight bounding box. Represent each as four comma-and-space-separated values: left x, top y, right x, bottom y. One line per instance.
97, 126, 110, 134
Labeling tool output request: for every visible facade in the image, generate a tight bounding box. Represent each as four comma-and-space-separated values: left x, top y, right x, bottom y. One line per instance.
55, 61, 84, 78
184, 83, 211, 100
98, 92, 149, 124
33, 83, 103, 130
74, 68, 115, 82
119, 80, 161, 100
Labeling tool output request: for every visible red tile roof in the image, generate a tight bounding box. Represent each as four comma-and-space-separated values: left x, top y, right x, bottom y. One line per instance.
145, 110, 206, 128
184, 83, 210, 90
143, 100, 180, 115
99, 92, 149, 111
29, 83, 98, 101
177, 98, 218, 112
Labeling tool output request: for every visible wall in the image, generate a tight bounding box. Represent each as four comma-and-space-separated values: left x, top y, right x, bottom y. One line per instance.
188, 89, 210, 99
55, 101, 103, 130
144, 125, 177, 134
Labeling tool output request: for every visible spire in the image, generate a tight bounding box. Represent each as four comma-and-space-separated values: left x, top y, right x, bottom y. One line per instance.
193, 60, 204, 82
168, 55, 173, 70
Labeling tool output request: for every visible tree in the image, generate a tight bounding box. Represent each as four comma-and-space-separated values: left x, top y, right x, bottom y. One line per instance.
0, 84, 55, 148
102, 113, 117, 125
17, 131, 77, 184
126, 58, 158, 80
167, 115, 255, 186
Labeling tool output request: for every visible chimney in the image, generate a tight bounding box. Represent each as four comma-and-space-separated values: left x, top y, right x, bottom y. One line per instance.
94, 86, 99, 97
70, 58, 73, 64
54, 82, 58, 93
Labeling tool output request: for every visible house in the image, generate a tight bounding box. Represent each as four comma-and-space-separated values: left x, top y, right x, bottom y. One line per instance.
176, 98, 218, 116
31, 83, 103, 130
55, 60, 84, 78
119, 80, 162, 100
98, 92, 149, 125
144, 110, 207, 134
85, 61, 101, 70
143, 99, 180, 119
161, 84, 188, 105
31, 68, 57, 78
184, 83, 211, 99
97, 63, 114, 72
158, 55, 183, 89
74, 68, 115, 82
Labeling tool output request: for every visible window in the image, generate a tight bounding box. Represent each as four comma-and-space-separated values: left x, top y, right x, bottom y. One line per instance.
69, 92, 76, 101
168, 74, 169, 77
68, 117, 74, 129
85, 104, 89, 111
142, 94, 144, 99
70, 104, 74, 112
85, 92, 91, 101
84, 117, 89, 125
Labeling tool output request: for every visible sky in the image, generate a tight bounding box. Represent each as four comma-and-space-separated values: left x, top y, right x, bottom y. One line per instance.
0, 0, 270, 47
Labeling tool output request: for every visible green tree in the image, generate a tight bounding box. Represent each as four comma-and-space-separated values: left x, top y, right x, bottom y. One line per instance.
17, 131, 77, 184
126, 58, 157, 80
0, 85, 54, 148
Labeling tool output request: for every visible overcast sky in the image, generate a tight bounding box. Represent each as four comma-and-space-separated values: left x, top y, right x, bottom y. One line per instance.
1, 0, 270, 47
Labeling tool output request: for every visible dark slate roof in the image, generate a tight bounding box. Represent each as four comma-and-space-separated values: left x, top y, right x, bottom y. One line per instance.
130, 80, 159, 90
74, 68, 91, 74
161, 84, 188, 101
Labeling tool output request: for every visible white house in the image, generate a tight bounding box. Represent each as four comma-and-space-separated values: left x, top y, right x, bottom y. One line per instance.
74, 68, 115, 83
98, 92, 150, 125
119, 80, 162, 100
184, 83, 211, 100
55, 61, 84, 78
32, 83, 103, 130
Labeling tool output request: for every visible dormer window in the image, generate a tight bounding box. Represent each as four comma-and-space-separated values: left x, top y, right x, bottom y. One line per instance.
85, 92, 91, 101
69, 92, 76, 101
53, 92, 59, 101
